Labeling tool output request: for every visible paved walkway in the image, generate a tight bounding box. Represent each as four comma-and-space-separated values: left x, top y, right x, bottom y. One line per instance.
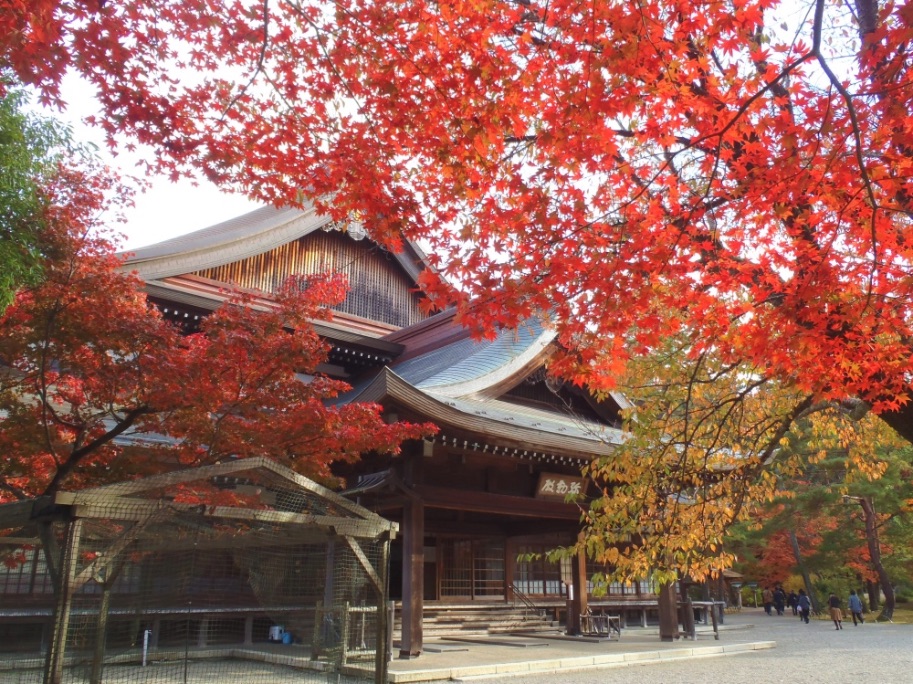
382, 610, 773, 682
380, 608, 913, 684
3, 609, 906, 683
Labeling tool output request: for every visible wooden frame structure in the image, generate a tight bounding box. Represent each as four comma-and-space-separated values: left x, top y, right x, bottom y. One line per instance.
0, 457, 396, 684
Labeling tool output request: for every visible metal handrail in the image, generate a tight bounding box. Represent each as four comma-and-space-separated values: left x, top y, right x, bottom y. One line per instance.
509, 583, 545, 619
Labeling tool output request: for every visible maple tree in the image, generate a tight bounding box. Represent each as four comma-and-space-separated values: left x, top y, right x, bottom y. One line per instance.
576, 329, 818, 585
573, 318, 913, 599
783, 421, 913, 621
0, 154, 433, 501
4, 0, 913, 606
2, 0, 911, 441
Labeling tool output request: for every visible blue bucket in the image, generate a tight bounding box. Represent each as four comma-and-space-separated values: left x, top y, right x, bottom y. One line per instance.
281, 632, 293, 645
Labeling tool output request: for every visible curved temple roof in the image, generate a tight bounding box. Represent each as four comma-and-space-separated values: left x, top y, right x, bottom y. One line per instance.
121, 206, 624, 459
122, 204, 430, 285
345, 321, 625, 457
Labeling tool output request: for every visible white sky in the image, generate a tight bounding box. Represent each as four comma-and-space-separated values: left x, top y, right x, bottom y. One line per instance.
43, 74, 261, 251
114, 178, 261, 251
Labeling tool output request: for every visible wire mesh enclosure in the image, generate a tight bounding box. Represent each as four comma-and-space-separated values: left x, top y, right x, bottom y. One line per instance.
0, 458, 394, 684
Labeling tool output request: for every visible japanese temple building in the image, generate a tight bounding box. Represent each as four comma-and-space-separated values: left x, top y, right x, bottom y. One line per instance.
123, 205, 661, 657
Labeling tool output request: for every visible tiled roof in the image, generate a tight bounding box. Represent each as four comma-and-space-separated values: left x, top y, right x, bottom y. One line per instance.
121, 205, 431, 285
426, 392, 625, 447
392, 319, 553, 396
124, 206, 300, 261
339, 367, 621, 457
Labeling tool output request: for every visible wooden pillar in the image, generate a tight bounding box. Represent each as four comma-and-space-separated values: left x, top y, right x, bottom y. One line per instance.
657, 581, 678, 642
571, 543, 587, 633
574, 532, 589, 615
504, 537, 517, 602
399, 497, 424, 658
89, 581, 113, 684
44, 519, 83, 684
374, 532, 391, 684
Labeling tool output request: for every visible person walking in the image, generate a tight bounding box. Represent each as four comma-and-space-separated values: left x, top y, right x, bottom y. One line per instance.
762, 587, 774, 616
797, 589, 811, 624
848, 590, 865, 626
828, 593, 844, 630
774, 586, 787, 616
788, 590, 799, 616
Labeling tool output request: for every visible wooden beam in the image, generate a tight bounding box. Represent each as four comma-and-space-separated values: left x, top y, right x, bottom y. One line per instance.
414, 485, 582, 520
126, 527, 332, 553
73, 514, 160, 589
56, 457, 395, 528
341, 536, 383, 596
68, 499, 391, 538
0, 537, 40, 545
0, 499, 38, 529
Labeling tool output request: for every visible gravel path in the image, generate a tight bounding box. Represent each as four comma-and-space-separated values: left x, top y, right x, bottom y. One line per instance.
471, 609, 913, 684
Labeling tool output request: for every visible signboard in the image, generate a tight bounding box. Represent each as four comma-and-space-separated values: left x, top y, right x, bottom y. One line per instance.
535, 473, 587, 501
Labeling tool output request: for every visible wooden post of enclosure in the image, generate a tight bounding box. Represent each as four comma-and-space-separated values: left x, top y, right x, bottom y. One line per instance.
374, 532, 392, 684
400, 497, 424, 658
341, 601, 352, 664
318, 541, 337, 657
45, 519, 83, 684
89, 580, 113, 684
657, 581, 679, 642
312, 602, 324, 659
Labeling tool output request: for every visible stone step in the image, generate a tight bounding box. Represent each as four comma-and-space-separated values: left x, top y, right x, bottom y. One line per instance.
393, 605, 559, 640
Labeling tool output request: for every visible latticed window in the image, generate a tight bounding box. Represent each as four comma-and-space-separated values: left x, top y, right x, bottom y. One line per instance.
514, 545, 563, 597
440, 539, 505, 599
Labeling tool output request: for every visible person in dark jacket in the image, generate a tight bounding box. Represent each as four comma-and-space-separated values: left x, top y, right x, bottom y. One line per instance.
788, 590, 799, 616
848, 590, 865, 626
774, 586, 787, 615
797, 589, 811, 624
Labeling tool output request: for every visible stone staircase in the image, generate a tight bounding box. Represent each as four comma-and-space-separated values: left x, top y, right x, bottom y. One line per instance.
393, 602, 562, 640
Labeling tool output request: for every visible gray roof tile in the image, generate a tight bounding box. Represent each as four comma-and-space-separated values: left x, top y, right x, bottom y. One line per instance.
393, 320, 548, 390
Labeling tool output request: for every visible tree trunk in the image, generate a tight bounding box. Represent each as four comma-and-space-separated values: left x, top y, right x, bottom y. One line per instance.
878, 398, 913, 446
789, 530, 821, 612
866, 579, 880, 611
857, 496, 895, 621
657, 582, 678, 642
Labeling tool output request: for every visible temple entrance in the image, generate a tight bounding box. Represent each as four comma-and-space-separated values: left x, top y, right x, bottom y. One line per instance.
440, 539, 505, 599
